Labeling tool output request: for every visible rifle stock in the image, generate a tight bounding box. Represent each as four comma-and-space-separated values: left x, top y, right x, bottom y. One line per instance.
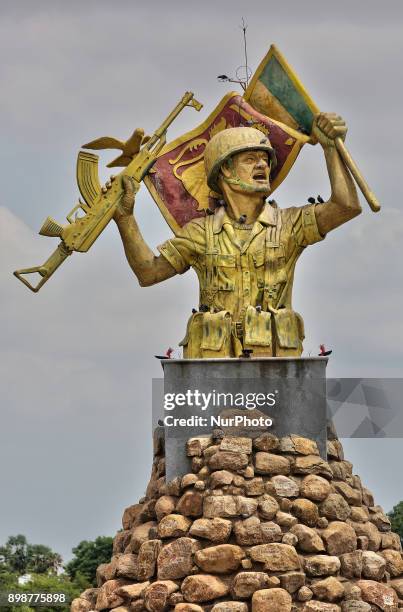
13, 244, 72, 293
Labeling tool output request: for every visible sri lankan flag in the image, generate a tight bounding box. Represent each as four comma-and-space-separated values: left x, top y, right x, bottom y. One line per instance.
143, 44, 318, 235
244, 44, 319, 136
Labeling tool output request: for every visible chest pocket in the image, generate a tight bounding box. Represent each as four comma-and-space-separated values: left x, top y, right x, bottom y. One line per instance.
253, 246, 287, 286
266, 244, 286, 269
201, 253, 236, 291
215, 254, 236, 290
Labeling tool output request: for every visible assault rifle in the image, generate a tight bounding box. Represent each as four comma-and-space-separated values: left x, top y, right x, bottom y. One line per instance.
14, 92, 202, 292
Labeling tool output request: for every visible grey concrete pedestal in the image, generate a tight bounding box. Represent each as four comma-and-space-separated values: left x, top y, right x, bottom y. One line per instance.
161, 358, 328, 480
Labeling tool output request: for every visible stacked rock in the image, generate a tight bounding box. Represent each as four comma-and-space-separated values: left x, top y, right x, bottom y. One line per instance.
72, 432, 403, 612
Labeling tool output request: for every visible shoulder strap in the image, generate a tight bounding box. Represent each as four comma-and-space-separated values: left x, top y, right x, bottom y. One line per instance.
263, 208, 282, 310
204, 214, 218, 309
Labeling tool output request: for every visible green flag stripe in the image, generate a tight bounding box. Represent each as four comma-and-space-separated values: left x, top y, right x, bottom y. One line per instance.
259, 55, 314, 134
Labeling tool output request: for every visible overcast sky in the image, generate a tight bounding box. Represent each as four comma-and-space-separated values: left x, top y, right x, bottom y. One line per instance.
1, 0, 402, 563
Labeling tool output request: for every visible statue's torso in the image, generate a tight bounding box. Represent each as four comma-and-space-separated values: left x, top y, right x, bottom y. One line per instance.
158, 202, 324, 358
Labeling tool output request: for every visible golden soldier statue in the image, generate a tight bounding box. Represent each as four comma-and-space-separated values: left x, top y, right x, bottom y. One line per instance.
14, 45, 379, 358
114, 115, 361, 359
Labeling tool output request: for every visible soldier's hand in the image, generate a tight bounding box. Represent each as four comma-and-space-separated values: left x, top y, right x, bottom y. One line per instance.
114, 175, 139, 223
312, 113, 347, 149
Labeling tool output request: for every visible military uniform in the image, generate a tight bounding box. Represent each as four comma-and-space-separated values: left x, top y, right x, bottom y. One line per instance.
158, 200, 324, 359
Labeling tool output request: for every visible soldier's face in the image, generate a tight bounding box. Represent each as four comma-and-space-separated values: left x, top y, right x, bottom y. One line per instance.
231, 150, 271, 194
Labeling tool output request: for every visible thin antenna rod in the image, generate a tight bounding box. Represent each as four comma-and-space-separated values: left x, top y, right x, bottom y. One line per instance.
217, 18, 251, 92
241, 17, 249, 89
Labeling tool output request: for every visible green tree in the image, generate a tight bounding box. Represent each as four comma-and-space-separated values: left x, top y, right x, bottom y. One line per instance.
0, 536, 63, 576
65, 536, 113, 586
0, 572, 88, 612
0, 564, 18, 594
388, 501, 403, 544
27, 545, 62, 575
0, 534, 109, 612
0, 535, 29, 574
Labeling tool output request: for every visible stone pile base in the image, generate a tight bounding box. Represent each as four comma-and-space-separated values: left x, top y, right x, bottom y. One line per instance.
72, 431, 403, 612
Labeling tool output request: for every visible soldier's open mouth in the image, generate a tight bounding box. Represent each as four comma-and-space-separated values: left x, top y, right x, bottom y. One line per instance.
253, 173, 267, 180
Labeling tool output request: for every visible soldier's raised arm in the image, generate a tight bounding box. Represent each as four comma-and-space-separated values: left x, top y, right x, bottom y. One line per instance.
114, 176, 177, 287
312, 113, 362, 236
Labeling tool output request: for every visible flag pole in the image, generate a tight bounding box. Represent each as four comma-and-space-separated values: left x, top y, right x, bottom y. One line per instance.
334, 138, 381, 212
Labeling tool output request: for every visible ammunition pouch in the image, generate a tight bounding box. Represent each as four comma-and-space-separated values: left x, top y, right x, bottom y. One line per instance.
244, 305, 272, 347
179, 307, 305, 359
273, 308, 305, 353
180, 310, 232, 358
179, 312, 204, 358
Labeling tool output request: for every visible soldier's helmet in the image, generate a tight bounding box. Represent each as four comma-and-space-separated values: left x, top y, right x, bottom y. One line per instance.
204, 126, 277, 193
